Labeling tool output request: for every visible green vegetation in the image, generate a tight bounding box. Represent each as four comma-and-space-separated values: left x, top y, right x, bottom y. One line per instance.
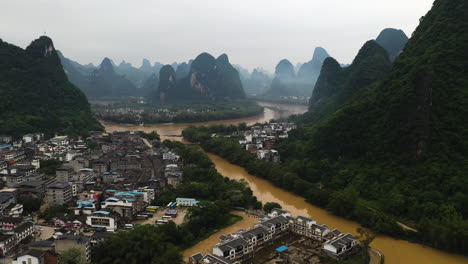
92, 141, 259, 263
38, 159, 62, 175
40, 205, 71, 221
58, 248, 87, 264
0, 36, 102, 138
263, 202, 282, 213
18, 197, 42, 214
156, 53, 245, 104
94, 100, 263, 124
183, 0, 468, 256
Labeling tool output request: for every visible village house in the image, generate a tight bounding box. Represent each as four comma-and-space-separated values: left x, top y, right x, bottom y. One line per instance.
323, 233, 359, 259
194, 209, 359, 263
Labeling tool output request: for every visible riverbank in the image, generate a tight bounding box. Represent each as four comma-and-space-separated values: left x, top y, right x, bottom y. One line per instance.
93, 100, 264, 125
182, 211, 258, 261
100, 101, 308, 139
100, 103, 468, 264
203, 151, 468, 264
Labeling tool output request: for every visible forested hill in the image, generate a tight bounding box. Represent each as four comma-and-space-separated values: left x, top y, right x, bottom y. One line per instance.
308, 40, 391, 122
375, 28, 409, 61
0, 36, 102, 137
281, 0, 468, 254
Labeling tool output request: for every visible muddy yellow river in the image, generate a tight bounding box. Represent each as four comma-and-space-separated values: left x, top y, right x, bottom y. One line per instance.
102, 102, 468, 264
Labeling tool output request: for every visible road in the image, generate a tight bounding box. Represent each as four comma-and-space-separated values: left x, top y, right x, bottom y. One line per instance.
369, 248, 383, 264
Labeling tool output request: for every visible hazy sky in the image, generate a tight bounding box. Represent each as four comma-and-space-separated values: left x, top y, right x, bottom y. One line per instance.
1, 0, 434, 72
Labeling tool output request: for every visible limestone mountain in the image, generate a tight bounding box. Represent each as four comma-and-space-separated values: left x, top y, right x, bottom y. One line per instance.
175, 62, 190, 80
308, 40, 391, 122
57, 50, 95, 92
266, 59, 296, 97
244, 69, 272, 96
157, 52, 245, 104
85, 58, 137, 98
140, 58, 153, 73
0, 36, 101, 137
156, 65, 177, 103
296, 47, 330, 95
140, 73, 159, 97
115, 60, 153, 88
280, 0, 468, 254
376, 28, 409, 61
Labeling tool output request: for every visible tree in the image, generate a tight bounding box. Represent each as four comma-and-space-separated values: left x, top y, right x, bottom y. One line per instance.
18, 197, 42, 214
327, 188, 358, 218
356, 227, 376, 249
263, 202, 282, 213
58, 248, 86, 264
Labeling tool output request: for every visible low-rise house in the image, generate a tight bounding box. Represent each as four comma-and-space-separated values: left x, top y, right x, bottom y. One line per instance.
323, 233, 359, 259
53, 215, 86, 229
212, 237, 251, 261
0, 217, 23, 231
14, 222, 34, 243
0, 233, 16, 256
86, 210, 120, 232
46, 183, 73, 205
3, 203, 23, 218
239, 225, 271, 248
259, 215, 289, 235
0, 193, 15, 213
189, 253, 240, 264
0, 136, 12, 143
12, 249, 58, 264
74, 199, 98, 215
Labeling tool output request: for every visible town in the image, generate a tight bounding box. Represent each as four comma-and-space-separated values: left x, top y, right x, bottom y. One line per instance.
0, 131, 200, 263
0, 128, 361, 264
238, 122, 297, 163
189, 208, 359, 264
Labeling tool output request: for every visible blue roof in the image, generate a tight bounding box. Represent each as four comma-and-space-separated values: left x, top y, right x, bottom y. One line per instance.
0, 144, 11, 148
275, 246, 288, 253
106, 189, 116, 192
94, 211, 110, 215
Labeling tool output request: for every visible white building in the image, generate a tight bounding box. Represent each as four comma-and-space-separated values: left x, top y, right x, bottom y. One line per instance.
86, 211, 119, 232
12, 249, 46, 264
323, 233, 359, 259
176, 198, 199, 207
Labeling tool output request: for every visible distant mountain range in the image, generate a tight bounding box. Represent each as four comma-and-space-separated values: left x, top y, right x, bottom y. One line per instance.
0, 36, 101, 137
264, 47, 331, 97
59, 52, 245, 103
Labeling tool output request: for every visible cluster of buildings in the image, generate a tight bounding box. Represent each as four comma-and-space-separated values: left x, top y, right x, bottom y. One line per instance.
238, 123, 296, 164
0, 130, 187, 261
189, 209, 359, 264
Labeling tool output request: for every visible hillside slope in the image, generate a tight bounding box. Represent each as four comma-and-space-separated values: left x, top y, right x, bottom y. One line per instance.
281, 0, 468, 254
0, 36, 102, 137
